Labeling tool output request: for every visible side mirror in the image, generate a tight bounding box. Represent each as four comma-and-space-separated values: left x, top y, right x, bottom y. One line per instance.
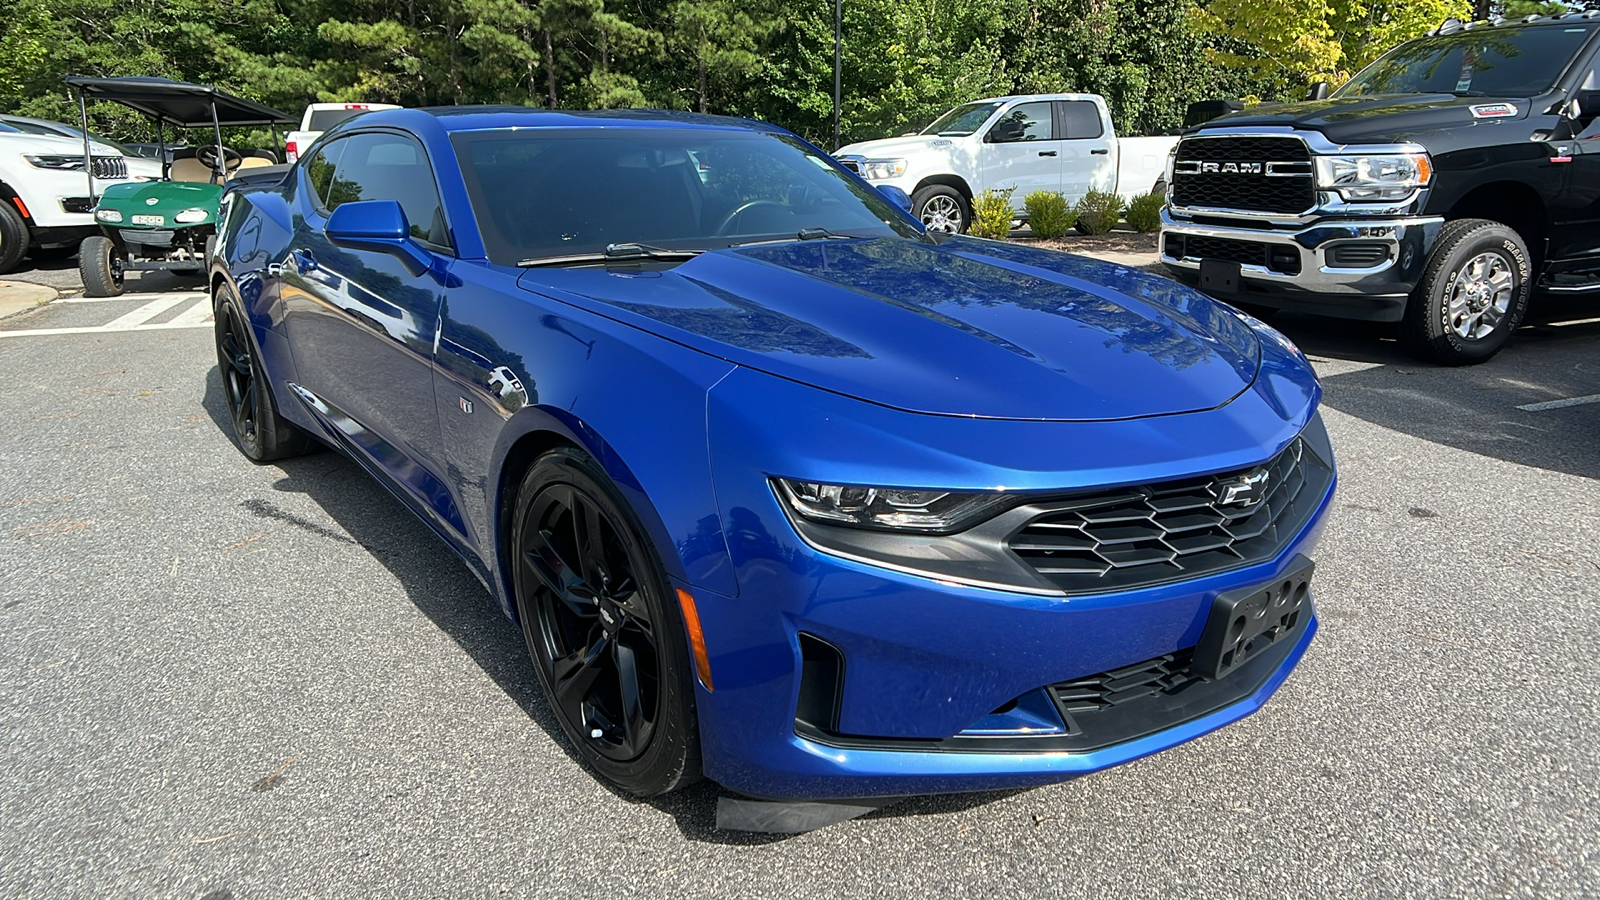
986, 121, 1025, 143
876, 184, 913, 212
1578, 90, 1600, 119
1305, 82, 1331, 101
325, 199, 432, 275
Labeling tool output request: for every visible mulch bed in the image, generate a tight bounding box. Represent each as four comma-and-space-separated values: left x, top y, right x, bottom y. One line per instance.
1014, 228, 1158, 255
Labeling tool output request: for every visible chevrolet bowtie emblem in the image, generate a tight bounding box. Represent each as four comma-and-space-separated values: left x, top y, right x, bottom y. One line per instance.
1217, 468, 1270, 506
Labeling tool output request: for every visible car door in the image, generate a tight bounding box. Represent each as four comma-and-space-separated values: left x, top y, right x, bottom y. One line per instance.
279, 130, 458, 520
976, 101, 1062, 212
1547, 48, 1600, 279
1055, 99, 1116, 203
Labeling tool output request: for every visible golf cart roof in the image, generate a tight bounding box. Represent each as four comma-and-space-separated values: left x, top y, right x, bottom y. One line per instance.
63, 76, 295, 127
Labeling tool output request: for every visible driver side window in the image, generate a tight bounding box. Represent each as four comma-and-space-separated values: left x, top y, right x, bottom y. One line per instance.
303, 140, 348, 212
988, 102, 1055, 143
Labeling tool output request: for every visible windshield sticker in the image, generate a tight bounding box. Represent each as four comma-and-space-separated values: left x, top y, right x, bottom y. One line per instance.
1471, 103, 1517, 118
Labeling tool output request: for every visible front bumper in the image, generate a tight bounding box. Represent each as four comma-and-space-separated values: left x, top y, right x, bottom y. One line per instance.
1160, 208, 1446, 322
11, 167, 129, 229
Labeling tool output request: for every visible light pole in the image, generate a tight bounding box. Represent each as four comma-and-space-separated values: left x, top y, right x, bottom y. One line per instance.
833, 0, 841, 150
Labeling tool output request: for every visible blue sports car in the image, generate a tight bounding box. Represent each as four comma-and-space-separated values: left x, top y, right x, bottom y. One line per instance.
210, 107, 1334, 808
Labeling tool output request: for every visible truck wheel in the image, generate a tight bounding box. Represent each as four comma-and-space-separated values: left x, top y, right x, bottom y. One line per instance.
80, 235, 126, 298
0, 199, 28, 274
1402, 219, 1530, 366
912, 185, 969, 234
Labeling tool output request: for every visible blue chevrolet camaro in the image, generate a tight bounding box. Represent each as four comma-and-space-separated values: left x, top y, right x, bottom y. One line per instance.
210, 107, 1334, 805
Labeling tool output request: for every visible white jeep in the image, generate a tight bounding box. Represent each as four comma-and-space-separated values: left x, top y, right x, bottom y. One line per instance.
0, 130, 136, 273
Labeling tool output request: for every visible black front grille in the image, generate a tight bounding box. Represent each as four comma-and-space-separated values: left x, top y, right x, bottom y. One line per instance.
1171, 136, 1314, 214
1008, 438, 1332, 593
1051, 649, 1200, 718
60, 197, 93, 214
1166, 234, 1301, 275
91, 156, 127, 179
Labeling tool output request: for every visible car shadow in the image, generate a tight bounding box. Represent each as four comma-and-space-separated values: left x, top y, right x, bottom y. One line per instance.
200, 368, 1024, 843
1265, 296, 1600, 479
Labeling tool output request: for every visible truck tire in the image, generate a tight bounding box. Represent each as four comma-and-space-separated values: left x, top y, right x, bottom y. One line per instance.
911, 185, 969, 234
0, 198, 28, 274
80, 235, 126, 298
1402, 218, 1530, 366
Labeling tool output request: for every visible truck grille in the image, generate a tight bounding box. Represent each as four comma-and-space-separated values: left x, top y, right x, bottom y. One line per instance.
1007, 437, 1331, 593
91, 156, 128, 179
1170, 136, 1313, 215
1164, 234, 1302, 275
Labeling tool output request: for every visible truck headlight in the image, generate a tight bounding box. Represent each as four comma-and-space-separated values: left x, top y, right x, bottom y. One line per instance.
1314, 153, 1432, 201
24, 154, 85, 171
773, 478, 1012, 533
857, 158, 907, 181
94, 208, 123, 223
174, 207, 209, 223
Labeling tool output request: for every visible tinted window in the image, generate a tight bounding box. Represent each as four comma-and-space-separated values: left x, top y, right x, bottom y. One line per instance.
989, 102, 1054, 142
1340, 25, 1596, 97
302, 139, 348, 210
452, 127, 925, 266
307, 108, 376, 131
921, 101, 1004, 136
329, 132, 451, 251
1057, 101, 1105, 139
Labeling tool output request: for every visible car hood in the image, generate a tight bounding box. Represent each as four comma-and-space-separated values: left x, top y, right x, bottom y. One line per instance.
519, 236, 1261, 422
97, 180, 222, 216
0, 132, 123, 157
836, 134, 964, 158
1201, 94, 1531, 144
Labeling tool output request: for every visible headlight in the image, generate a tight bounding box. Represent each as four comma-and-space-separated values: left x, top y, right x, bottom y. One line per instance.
773, 478, 1012, 533
24, 154, 85, 171
174, 207, 209, 223
1314, 153, 1432, 201
94, 208, 123, 223
857, 158, 907, 181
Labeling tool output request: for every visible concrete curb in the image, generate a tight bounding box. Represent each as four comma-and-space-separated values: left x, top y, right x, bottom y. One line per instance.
0, 280, 58, 320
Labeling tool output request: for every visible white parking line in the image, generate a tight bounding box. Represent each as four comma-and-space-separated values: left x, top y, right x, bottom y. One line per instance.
1517, 393, 1600, 412
101, 296, 190, 330
0, 295, 213, 339
61, 292, 205, 304
167, 298, 214, 327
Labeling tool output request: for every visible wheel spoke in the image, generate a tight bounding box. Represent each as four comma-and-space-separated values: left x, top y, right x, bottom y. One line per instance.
571, 491, 606, 588
524, 528, 596, 615
613, 635, 651, 757
610, 582, 653, 630
552, 630, 610, 725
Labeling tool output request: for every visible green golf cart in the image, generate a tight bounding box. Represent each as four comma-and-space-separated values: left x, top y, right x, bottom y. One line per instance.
65, 76, 295, 297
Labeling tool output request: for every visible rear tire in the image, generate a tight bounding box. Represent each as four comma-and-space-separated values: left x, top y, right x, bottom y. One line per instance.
0, 199, 28, 274
1402, 218, 1530, 366
911, 185, 969, 234
214, 284, 315, 462
80, 235, 126, 297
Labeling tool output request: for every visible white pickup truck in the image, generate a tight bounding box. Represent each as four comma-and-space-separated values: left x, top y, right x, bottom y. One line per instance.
835, 93, 1178, 233
284, 102, 401, 163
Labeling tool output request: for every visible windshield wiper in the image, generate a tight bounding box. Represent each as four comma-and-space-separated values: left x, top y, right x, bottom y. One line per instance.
732, 228, 876, 248
517, 242, 702, 268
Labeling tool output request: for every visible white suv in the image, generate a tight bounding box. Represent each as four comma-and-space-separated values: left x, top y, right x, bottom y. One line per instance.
0, 130, 136, 273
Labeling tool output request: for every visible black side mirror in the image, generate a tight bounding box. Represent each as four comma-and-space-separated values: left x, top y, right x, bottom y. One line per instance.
1578, 90, 1600, 118
986, 121, 1025, 143
1305, 82, 1331, 101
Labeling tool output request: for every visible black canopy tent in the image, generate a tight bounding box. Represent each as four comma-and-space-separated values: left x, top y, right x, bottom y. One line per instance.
64, 76, 295, 196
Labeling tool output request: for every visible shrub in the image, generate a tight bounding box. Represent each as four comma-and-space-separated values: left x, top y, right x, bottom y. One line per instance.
969, 187, 1016, 239
1074, 190, 1125, 235
1023, 190, 1075, 239
1124, 192, 1164, 233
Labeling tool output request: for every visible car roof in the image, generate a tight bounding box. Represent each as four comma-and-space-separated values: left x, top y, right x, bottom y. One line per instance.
345, 105, 779, 136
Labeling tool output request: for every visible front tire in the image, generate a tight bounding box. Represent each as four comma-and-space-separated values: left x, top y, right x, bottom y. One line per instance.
0, 198, 28, 274
911, 185, 969, 234
80, 235, 126, 297
1402, 218, 1530, 365
512, 448, 701, 797
214, 285, 314, 462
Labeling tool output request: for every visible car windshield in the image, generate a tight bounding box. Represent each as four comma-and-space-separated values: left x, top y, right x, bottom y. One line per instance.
452, 127, 925, 266
1337, 25, 1595, 97
308, 108, 375, 131
920, 101, 1003, 136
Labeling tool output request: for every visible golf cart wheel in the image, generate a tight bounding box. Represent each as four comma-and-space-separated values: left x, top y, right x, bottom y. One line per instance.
0, 198, 27, 274
80, 236, 126, 297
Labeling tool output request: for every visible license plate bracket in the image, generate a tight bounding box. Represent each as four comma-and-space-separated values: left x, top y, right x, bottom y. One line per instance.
1193, 555, 1314, 681
1199, 258, 1240, 294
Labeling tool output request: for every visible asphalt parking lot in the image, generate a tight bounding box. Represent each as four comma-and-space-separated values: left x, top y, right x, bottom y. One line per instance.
2, 262, 1597, 898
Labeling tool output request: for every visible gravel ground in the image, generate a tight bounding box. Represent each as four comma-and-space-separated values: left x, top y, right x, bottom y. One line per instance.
0, 287, 1596, 899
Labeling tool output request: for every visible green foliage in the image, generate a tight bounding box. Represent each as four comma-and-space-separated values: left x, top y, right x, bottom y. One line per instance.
1124, 192, 1163, 233
969, 187, 1016, 240
1075, 190, 1124, 235
1023, 190, 1075, 239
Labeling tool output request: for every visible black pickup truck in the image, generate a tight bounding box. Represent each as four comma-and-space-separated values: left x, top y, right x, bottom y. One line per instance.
1160, 14, 1600, 364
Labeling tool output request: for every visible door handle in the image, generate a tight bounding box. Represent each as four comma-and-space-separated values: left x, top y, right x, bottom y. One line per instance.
1091, 148, 1110, 155
290, 249, 318, 273
265, 262, 285, 278
1038, 150, 1058, 157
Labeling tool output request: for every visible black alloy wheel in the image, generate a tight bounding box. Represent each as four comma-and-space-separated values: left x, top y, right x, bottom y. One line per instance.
513, 449, 700, 796
213, 286, 314, 462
